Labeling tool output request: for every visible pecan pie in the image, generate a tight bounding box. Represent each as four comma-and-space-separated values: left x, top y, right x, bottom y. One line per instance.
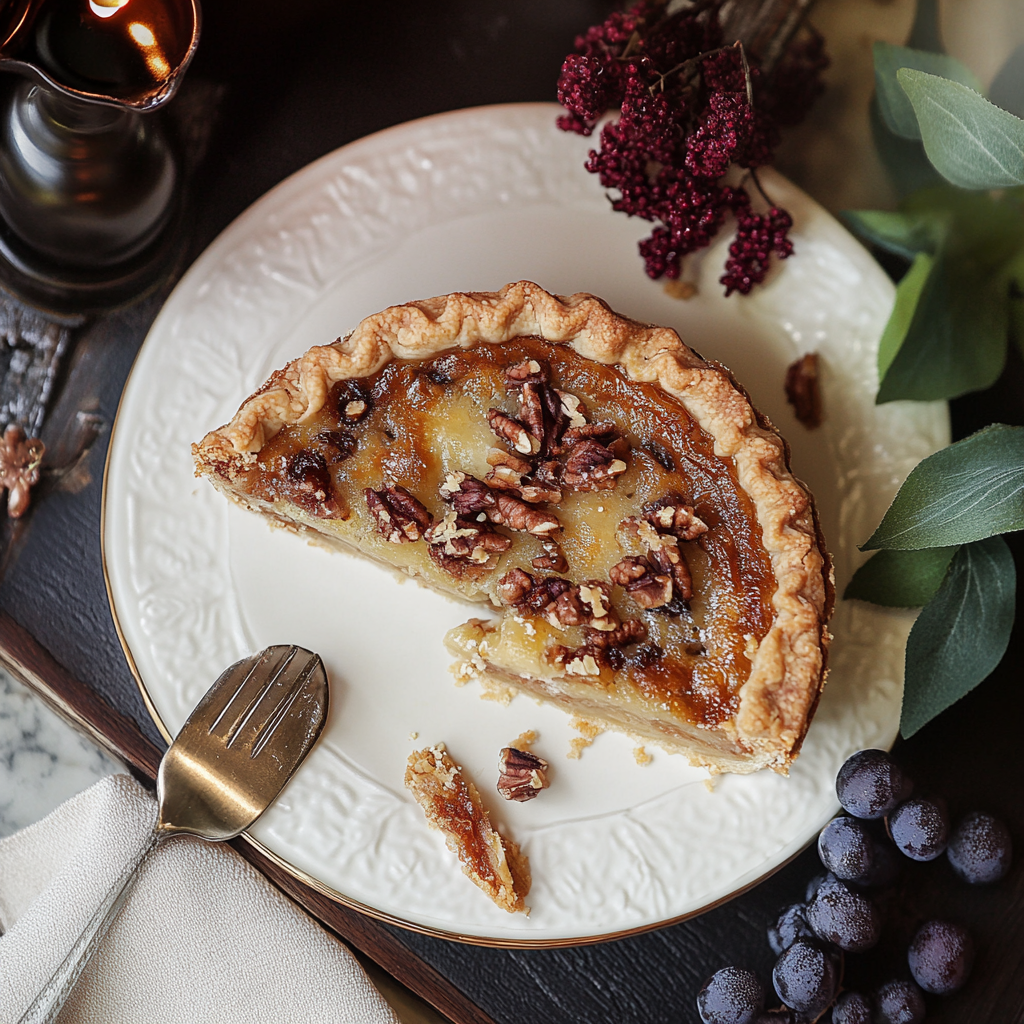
193, 282, 833, 774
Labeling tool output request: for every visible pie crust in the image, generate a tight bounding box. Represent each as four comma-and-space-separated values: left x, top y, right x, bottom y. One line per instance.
193, 281, 833, 774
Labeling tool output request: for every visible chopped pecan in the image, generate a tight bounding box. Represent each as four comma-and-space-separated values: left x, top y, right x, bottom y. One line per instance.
426, 511, 510, 572
533, 459, 562, 491
496, 570, 614, 631
610, 555, 674, 609
286, 449, 345, 519
487, 409, 540, 456
644, 439, 675, 472
642, 493, 708, 540
364, 485, 432, 542
550, 646, 605, 677
630, 642, 665, 669
0, 426, 43, 519
489, 492, 560, 536
333, 380, 371, 423
485, 448, 562, 503
562, 439, 628, 491
555, 390, 588, 428
439, 472, 496, 515
532, 538, 568, 573
497, 747, 550, 802
785, 352, 823, 429
503, 358, 550, 387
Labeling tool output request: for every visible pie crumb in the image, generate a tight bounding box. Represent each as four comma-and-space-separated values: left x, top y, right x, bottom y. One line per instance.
567, 717, 602, 758
633, 746, 652, 766
512, 729, 538, 750
408, 731, 419, 740
704, 777, 717, 794
405, 744, 530, 913
480, 679, 515, 705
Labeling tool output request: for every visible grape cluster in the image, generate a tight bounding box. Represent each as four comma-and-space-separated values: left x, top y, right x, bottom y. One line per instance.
555, 0, 827, 292
696, 749, 1013, 1023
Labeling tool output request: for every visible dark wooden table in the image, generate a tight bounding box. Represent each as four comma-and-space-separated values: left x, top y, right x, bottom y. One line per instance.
2, 2, 1023, 1022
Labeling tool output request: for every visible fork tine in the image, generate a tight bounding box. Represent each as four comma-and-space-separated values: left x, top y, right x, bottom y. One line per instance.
249, 653, 324, 759
207, 646, 296, 744
227, 647, 323, 752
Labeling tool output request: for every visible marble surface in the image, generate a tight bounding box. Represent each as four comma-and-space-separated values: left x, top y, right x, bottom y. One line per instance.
0, 668, 122, 840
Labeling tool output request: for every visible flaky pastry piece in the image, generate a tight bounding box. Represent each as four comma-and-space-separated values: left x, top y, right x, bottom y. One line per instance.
194, 282, 833, 774
405, 744, 530, 914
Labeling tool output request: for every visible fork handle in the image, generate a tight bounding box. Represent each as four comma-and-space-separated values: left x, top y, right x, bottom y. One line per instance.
17, 828, 164, 1024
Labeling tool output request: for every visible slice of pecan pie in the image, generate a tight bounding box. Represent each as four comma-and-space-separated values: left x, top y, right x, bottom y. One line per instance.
193, 282, 833, 774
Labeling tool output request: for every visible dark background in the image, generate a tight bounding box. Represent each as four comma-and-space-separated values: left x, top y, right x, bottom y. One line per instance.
2, 2, 1022, 1021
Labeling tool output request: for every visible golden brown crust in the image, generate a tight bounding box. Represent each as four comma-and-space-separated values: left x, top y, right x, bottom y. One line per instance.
404, 744, 530, 914
194, 281, 832, 772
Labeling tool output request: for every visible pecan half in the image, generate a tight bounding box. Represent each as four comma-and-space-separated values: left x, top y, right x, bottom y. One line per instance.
503, 358, 550, 387
555, 390, 588, 428
497, 570, 617, 631
496, 567, 534, 605
517, 383, 548, 448
560, 421, 619, 448
642, 493, 708, 541
562, 439, 628, 491
440, 472, 496, 515
487, 409, 540, 456
785, 352, 822, 429
497, 747, 550, 802
364, 485, 432, 542
647, 542, 694, 602
489, 492, 560, 536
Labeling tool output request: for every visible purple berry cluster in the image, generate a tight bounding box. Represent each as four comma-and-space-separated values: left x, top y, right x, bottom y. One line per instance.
696, 749, 1012, 1023
555, 0, 827, 293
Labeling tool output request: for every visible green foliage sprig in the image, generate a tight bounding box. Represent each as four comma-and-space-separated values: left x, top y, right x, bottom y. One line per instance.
843, 33, 1024, 405
846, 426, 1022, 737
841, 4, 1023, 738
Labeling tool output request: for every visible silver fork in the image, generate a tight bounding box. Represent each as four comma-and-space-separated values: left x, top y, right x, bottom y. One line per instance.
18, 644, 329, 1024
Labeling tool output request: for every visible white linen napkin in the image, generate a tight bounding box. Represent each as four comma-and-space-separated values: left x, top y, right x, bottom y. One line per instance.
0, 774, 401, 1024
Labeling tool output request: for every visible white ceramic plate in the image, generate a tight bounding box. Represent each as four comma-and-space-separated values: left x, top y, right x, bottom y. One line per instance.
103, 103, 949, 944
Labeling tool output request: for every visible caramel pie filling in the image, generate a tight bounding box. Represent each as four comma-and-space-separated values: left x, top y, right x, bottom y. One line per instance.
231, 337, 776, 739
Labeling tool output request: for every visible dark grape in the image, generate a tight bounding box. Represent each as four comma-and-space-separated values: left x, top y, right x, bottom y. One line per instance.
817, 816, 877, 884
861, 837, 901, 888
889, 798, 948, 861
908, 919, 974, 995
836, 749, 909, 819
874, 980, 925, 1024
768, 903, 815, 956
805, 871, 832, 902
947, 811, 1013, 884
806, 875, 881, 952
697, 967, 766, 1024
771, 938, 841, 1017
831, 990, 872, 1024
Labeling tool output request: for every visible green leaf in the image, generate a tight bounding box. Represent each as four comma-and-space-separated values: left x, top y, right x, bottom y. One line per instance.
876, 251, 1007, 403
875, 44, 982, 139
870, 97, 944, 199
900, 536, 1016, 737
877, 251, 934, 379
841, 211, 939, 261
898, 68, 1024, 187
864, 424, 1024, 550
845, 546, 958, 606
